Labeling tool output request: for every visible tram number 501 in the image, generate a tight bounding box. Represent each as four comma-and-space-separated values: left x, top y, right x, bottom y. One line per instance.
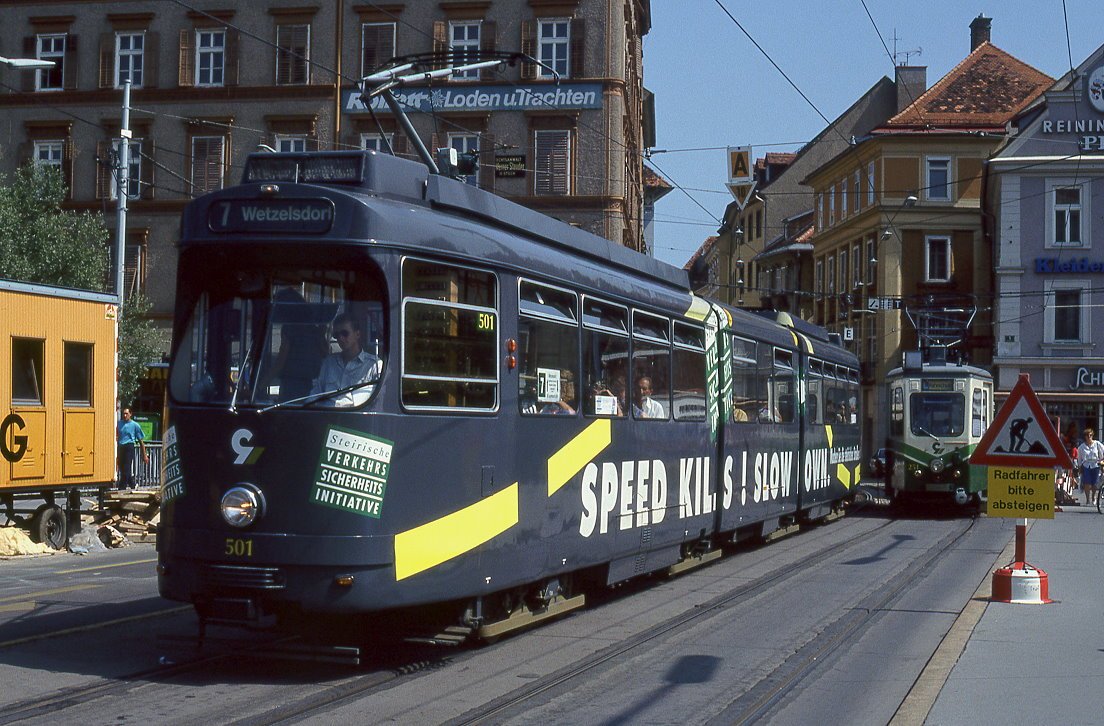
477, 312, 496, 331
225, 538, 254, 557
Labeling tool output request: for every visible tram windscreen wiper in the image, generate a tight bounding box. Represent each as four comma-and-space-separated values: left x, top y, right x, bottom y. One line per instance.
257, 370, 381, 414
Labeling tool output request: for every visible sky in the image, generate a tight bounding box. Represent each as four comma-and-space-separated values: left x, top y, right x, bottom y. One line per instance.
643, 1, 1103, 268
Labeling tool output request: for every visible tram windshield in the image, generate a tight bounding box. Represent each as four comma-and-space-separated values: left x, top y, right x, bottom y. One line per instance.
170, 264, 386, 409
908, 392, 965, 438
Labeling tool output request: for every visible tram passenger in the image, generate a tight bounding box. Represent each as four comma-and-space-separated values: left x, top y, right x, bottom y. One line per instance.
633, 376, 664, 419
310, 312, 381, 407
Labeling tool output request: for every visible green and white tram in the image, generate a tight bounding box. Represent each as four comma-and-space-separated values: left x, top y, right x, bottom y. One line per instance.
884, 351, 993, 508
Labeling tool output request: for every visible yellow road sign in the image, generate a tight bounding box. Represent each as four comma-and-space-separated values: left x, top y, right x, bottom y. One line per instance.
986, 466, 1055, 519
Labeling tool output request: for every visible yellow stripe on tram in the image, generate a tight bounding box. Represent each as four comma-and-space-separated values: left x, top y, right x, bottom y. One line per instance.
547, 419, 612, 497
394, 483, 519, 581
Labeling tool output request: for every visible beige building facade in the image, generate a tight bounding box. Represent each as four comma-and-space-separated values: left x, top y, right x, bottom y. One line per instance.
0, 0, 652, 336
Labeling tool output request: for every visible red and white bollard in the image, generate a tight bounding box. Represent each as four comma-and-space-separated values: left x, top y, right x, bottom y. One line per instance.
991, 522, 1052, 604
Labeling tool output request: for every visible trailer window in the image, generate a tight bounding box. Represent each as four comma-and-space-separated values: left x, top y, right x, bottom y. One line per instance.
730, 336, 759, 423
12, 338, 45, 405
64, 342, 93, 406
401, 259, 498, 411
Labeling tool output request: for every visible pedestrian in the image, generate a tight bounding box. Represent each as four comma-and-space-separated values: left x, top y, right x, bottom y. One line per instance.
117, 407, 148, 490
1077, 427, 1104, 507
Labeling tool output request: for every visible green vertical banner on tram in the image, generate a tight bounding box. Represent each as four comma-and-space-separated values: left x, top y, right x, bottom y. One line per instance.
705, 303, 733, 443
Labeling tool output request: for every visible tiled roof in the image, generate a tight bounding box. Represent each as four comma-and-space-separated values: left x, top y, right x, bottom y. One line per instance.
683, 235, 718, 270
642, 164, 672, 189
881, 42, 1052, 130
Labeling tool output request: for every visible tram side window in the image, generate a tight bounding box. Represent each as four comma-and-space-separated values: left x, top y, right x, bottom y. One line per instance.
890, 385, 905, 436
63, 342, 93, 406
518, 281, 579, 416
402, 259, 498, 410
772, 349, 796, 424
730, 336, 757, 423
582, 297, 628, 417
672, 322, 706, 422
806, 359, 823, 425
632, 310, 670, 420
971, 387, 989, 436
11, 338, 45, 405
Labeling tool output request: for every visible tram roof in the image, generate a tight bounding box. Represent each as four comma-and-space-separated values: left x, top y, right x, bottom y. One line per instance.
193, 151, 690, 292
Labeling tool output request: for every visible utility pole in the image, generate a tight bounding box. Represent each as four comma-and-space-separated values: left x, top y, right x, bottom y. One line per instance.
115, 80, 131, 314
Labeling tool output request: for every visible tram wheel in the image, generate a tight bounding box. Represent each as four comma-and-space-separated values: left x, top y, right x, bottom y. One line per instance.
31, 504, 67, 550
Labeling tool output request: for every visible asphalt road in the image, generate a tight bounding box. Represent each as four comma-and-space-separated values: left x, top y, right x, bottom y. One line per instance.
0, 496, 1016, 725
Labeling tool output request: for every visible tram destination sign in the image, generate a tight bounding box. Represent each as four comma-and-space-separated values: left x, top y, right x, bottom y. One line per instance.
208, 198, 335, 234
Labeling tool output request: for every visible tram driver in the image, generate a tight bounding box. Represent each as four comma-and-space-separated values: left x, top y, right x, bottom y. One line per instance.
310, 312, 382, 407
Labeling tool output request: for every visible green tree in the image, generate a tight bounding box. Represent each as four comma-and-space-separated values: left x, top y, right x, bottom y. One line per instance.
118, 293, 163, 407
0, 163, 110, 290
1, 163, 163, 406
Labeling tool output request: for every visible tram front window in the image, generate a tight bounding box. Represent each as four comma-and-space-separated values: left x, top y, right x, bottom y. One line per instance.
909, 392, 965, 438
170, 266, 386, 408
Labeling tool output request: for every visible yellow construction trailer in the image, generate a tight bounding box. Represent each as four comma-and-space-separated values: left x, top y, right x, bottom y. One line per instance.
1, 279, 118, 548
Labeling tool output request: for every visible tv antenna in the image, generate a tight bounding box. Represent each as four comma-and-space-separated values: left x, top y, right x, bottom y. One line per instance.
891, 29, 923, 66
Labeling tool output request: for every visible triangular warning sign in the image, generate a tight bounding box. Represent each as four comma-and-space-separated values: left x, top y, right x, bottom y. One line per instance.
970, 374, 1073, 468
726, 182, 756, 209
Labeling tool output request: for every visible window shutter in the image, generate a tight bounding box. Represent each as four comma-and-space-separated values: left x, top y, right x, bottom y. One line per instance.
95, 140, 111, 199
480, 21, 497, 80
178, 29, 194, 87
99, 33, 114, 89
145, 32, 160, 88
363, 24, 395, 74
432, 21, 447, 69
570, 19, 585, 79
478, 132, 495, 192
22, 37, 36, 91
63, 35, 79, 90
520, 21, 536, 80
295, 26, 310, 84
225, 30, 239, 86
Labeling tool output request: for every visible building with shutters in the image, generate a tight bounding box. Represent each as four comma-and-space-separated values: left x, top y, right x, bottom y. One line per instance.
0, 0, 653, 338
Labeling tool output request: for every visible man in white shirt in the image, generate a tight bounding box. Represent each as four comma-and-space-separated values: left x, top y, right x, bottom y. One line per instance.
633, 376, 664, 419
311, 312, 380, 407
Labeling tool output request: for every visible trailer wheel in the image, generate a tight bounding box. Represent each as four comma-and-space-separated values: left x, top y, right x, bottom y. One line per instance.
31, 504, 67, 550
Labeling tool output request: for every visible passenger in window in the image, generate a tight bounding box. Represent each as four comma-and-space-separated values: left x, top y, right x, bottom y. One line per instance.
541, 372, 576, 415
758, 404, 780, 423
633, 376, 664, 419
310, 312, 381, 407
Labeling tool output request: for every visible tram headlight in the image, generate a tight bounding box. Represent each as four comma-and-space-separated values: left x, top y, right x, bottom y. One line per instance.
930, 458, 946, 474
221, 484, 265, 528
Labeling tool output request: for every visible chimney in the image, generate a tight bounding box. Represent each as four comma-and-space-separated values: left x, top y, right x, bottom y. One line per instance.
895, 66, 927, 113
970, 14, 992, 50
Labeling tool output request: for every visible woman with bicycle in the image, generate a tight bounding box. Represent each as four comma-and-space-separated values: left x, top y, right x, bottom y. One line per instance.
1078, 428, 1104, 507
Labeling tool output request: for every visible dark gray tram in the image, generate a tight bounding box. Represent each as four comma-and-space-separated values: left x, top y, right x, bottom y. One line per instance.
158, 150, 861, 640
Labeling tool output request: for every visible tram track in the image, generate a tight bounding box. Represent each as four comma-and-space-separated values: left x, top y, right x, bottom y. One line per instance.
0, 500, 915, 725
224, 511, 898, 725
